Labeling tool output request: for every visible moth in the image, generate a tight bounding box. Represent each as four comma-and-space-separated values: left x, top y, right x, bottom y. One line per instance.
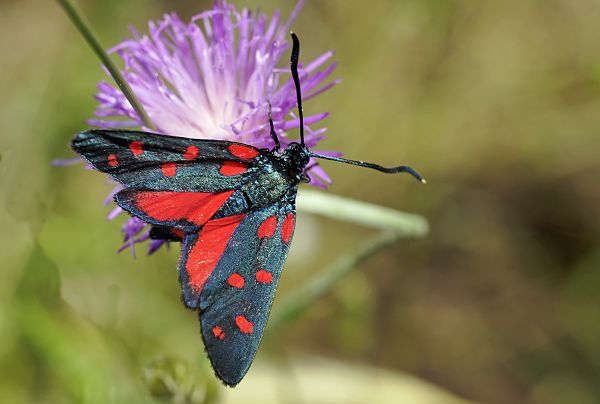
71, 33, 424, 386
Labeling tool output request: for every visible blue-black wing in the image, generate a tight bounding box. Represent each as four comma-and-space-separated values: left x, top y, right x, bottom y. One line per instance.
71, 129, 264, 192
180, 203, 296, 386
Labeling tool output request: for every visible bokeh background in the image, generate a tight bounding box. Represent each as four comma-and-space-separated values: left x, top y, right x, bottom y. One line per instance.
1, 0, 600, 403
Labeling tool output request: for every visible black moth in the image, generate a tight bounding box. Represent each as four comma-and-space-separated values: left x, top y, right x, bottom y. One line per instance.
71, 33, 424, 386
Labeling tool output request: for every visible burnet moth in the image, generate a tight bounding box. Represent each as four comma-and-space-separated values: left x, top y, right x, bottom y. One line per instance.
71, 33, 424, 386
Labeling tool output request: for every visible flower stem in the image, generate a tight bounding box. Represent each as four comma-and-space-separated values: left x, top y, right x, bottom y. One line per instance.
267, 231, 403, 333
56, 0, 156, 130
296, 190, 429, 237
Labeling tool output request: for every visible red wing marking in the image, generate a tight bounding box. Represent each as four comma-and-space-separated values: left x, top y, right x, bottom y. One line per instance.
227, 273, 245, 289
185, 213, 247, 292
107, 153, 119, 167
257, 215, 277, 239
228, 144, 259, 159
212, 325, 225, 340
170, 228, 185, 239
161, 162, 177, 177
220, 161, 247, 176
281, 213, 295, 244
184, 145, 199, 160
255, 269, 273, 284
235, 315, 254, 334
129, 141, 143, 156
134, 190, 234, 226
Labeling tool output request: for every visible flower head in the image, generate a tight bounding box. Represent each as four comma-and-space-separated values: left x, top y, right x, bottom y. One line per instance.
89, 0, 339, 254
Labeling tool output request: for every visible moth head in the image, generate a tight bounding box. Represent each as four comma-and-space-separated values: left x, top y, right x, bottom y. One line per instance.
282, 142, 311, 180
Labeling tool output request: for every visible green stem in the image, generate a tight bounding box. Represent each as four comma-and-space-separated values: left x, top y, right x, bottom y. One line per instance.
56, 0, 156, 130
297, 190, 429, 237
267, 231, 403, 333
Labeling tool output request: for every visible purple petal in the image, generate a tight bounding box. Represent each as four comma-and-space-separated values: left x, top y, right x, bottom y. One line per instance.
147, 239, 166, 255
52, 157, 83, 167
83, 0, 341, 253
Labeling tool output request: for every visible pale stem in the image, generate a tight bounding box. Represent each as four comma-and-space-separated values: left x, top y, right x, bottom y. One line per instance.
296, 190, 429, 237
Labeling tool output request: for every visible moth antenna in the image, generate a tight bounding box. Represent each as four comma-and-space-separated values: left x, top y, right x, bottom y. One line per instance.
290, 32, 305, 147
309, 153, 426, 183
290, 33, 424, 183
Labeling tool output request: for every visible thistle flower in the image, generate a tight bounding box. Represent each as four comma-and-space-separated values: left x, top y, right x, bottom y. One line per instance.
88, 0, 339, 254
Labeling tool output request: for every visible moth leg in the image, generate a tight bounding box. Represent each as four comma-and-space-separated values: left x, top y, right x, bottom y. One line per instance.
267, 101, 280, 152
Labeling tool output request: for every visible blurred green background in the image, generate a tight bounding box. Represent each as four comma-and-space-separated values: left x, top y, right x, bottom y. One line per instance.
2, 0, 600, 403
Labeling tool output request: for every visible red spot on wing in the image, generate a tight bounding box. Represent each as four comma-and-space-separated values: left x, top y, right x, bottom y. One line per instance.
255, 269, 273, 284
133, 190, 234, 226
212, 325, 225, 340
235, 315, 254, 334
129, 141, 143, 156
184, 145, 199, 160
170, 228, 185, 239
281, 213, 295, 244
107, 154, 119, 167
162, 162, 176, 177
220, 161, 247, 176
227, 273, 245, 289
257, 215, 277, 239
185, 214, 246, 292
228, 144, 259, 159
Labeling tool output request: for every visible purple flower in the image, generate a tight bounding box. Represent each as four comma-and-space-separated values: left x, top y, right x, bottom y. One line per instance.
88, 0, 339, 254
